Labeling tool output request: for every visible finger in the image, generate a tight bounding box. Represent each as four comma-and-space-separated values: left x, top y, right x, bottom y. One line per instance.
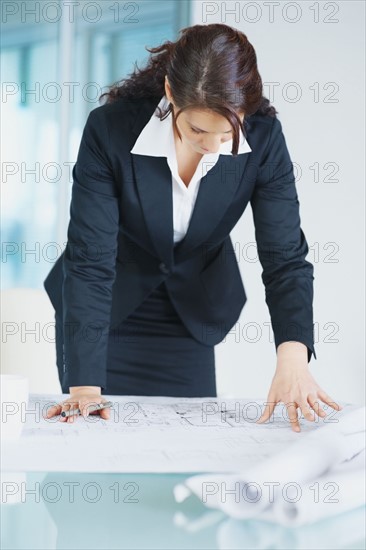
87, 402, 111, 417
308, 394, 327, 418
317, 391, 343, 411
43, 403, 62, 418
285, 401, 301, 432
299, 399, 315, 422
67, 403, 80, 423
80, 399, 101, 419
89, 402, 108, 415
79, 401, 89, 419
100, 406, 111, 420
45, 400, 72, 418
256, 397, 278, 424
59, 402, 72, 422
60, 399, 79, 422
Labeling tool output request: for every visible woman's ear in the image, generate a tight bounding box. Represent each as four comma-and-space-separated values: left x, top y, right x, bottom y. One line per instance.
164, 76, 172, 102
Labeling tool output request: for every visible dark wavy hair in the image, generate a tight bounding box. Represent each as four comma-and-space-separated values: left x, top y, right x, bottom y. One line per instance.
99, 23, 278, 156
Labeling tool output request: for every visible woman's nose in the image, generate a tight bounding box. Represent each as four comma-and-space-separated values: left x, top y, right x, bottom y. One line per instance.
201, 138, 222, 153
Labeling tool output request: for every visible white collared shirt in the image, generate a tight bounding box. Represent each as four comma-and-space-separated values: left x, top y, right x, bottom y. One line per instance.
130, 95, 252, 243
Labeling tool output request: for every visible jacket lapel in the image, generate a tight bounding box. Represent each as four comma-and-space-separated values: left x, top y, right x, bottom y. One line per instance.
130, 153, 174, 269
173, 154, 248, 262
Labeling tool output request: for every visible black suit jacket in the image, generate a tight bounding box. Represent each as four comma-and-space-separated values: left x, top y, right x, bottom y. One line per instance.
44, 96, 317, 390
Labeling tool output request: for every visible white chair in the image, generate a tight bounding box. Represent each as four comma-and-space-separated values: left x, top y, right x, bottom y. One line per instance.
1, 288, 62, 394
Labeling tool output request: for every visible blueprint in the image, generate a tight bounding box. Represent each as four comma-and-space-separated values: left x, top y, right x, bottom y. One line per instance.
1, 393, 361, 473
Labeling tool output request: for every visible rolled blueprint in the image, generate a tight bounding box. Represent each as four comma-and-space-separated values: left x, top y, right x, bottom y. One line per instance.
174, 405, 366, 522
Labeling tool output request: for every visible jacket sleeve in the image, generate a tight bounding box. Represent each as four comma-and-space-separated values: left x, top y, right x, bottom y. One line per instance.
250, 117, 317, 363
62, 107, 120, 390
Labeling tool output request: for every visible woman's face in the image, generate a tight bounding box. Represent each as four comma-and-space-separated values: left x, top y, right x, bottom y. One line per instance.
174, 107, 244, 155
165, 78, 244, 155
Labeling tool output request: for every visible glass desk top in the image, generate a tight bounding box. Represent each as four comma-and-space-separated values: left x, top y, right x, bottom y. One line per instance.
1, 471, 365, 550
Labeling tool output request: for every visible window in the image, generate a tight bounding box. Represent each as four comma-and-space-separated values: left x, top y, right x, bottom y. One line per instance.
1, 0, 191, 289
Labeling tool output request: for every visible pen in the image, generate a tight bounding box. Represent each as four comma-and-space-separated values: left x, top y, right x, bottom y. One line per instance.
60, 401, 114, 417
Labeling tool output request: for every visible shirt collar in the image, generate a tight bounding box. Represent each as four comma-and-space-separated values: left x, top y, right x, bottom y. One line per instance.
130, 95, 252, 157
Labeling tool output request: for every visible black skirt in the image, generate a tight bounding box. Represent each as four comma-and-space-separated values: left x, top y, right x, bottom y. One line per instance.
105, 282, 216, 397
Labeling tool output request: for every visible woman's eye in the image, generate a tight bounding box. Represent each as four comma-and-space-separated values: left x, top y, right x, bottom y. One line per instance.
190, 127, 201, 134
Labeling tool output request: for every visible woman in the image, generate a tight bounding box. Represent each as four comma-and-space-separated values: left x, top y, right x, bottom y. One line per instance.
44, 23, 342, 430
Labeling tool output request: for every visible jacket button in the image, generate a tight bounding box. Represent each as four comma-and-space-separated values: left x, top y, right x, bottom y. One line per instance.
159, 262, 170, 275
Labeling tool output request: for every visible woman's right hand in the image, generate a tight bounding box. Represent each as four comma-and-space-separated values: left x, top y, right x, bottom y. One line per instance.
43, 386, 111, 423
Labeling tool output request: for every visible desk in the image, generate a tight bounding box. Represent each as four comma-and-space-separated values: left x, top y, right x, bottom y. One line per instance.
1, 471, 365, 549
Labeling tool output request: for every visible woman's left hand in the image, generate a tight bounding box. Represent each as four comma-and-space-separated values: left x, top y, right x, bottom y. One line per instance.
256, 342, 343, 432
